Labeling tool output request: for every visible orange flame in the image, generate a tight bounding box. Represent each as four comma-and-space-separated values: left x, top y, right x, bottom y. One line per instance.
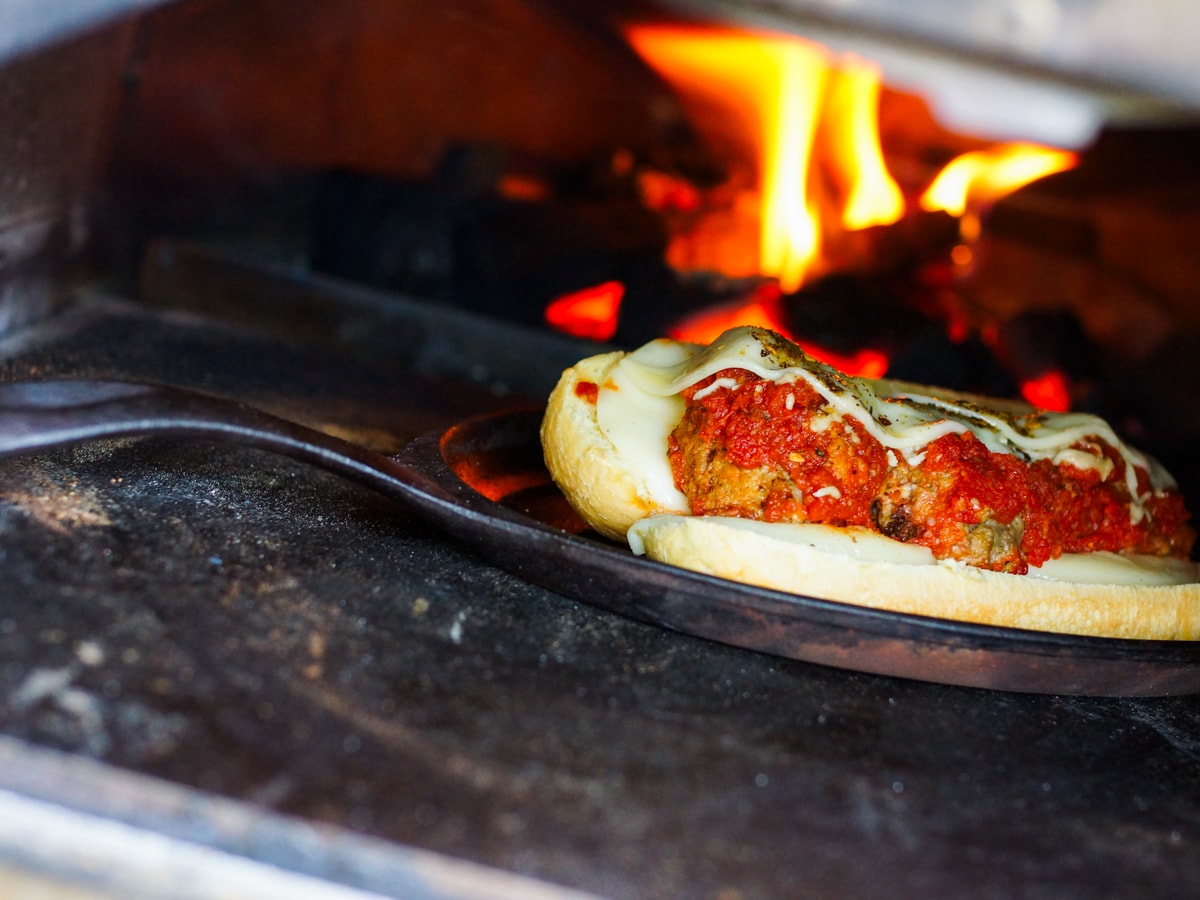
543, 27, 1084, 385
626, 25, 904, 294
920, 143, 1076, 216
757, 40, 827, 292
823, 57, 906, 231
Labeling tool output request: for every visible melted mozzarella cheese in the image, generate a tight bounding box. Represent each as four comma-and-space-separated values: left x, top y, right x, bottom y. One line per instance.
1029, 551, 1199, 586
595, 338, 692, 510
612, 327, 1174, 518
628, 517, 938, 565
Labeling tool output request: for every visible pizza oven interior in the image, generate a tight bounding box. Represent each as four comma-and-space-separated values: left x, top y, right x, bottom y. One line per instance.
17, 0, 1200, 495
3, 0, 1200, 897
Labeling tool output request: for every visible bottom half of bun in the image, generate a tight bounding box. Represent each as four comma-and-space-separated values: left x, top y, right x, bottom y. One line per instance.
628, 515, 1200, 640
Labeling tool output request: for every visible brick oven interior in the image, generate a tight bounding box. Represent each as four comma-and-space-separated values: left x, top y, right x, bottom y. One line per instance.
3, 1, 1200, 897
95, 0, 1200, 500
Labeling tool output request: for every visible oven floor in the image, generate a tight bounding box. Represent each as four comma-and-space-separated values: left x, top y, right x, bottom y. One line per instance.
0, 246, 1196, 899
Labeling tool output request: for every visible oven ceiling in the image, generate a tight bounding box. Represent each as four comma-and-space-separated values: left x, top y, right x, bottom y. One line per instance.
0, 0, 172, 62
663, 0, 1200, 146
5, 0, 1200, 147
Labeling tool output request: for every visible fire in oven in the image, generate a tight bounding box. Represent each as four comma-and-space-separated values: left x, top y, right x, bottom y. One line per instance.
1, 1, 1199, 898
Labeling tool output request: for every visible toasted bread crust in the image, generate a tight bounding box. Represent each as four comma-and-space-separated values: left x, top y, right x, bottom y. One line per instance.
541, 350, 686, 540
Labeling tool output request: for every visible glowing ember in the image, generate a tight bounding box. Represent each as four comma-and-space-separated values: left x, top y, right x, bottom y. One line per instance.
920, 143, 1077, 217
667, 284, 890, 378
1019, 369, 1072, 412
496, 173, 550, 203
666, 293, 785, 346
544, 281, 624, 342
804, 343, 890, 380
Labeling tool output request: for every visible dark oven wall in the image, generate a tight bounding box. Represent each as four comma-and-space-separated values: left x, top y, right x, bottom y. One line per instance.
0, 11, 137, 337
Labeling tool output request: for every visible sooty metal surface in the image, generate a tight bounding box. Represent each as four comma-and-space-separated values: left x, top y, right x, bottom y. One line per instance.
0, 249, 1196, 898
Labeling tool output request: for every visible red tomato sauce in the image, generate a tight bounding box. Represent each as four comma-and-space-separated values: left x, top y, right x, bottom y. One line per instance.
668, 371, 1195, 573
574, 380, 599, 404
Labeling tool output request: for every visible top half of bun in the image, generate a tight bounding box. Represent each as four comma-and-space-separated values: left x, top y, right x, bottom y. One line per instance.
541, 349, 688, 540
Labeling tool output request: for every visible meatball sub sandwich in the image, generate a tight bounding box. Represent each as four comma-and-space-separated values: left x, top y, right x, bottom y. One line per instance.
540, 327, 1199, 639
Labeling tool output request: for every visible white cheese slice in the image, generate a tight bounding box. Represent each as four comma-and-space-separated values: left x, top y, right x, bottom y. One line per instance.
628, 517, 1200, 586
628, 517, 938, 566
594, 338, 693, 510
